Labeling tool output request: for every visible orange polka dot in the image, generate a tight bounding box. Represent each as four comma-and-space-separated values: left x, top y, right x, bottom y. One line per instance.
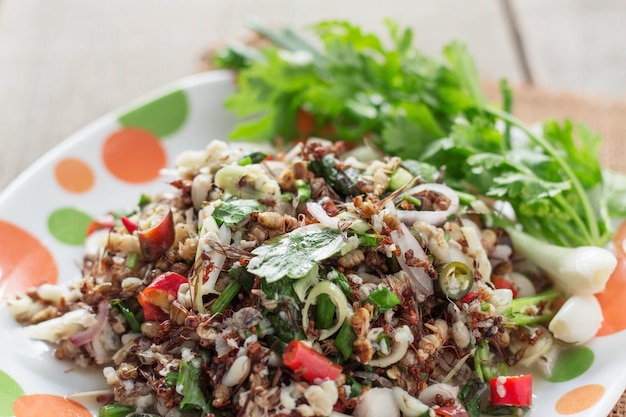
555, 384, 605, 414
0, 220, 57, 297
13, 394, 92, 417
54, 158, 95, 193
102, 127, 166, 183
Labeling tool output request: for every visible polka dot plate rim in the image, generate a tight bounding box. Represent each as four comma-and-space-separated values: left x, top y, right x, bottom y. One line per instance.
0, 70, 625, 417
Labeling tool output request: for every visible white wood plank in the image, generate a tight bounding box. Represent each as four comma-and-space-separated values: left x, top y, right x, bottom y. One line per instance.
510, 0, 626, 97
0, 0, 520, 190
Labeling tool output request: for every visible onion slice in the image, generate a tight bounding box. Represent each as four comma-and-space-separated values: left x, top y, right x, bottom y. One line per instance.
69, 300, 109, 346
302, 281, 348, 340
390, 223, 434, 296
306, 201, 339, 229
396, 183, 459, 226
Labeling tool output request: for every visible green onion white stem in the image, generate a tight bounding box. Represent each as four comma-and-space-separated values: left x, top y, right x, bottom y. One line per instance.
548, 294, 604, 344
507, 228, 616, 295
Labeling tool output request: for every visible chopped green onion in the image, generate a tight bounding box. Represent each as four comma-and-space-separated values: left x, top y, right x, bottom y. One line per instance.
302, 281, 348, 340
500, 289, 564, 326
229, 265, 255, 293
346, 376, 363, 397
455, 190, 477, 205
437, 261, 473, 300
295, 179, 311, 202
402, 194, 422, 207
334, 319, 356, 360
210, 279, 242, 314
329, 268, 354, 302
238, 151, 268, 166
280, 192, 295, 202
368, 287, 401, 312
388, 167, 414, 191
109, 299, 142, 333
137, 193, 152, 207
315, 293, 336, 329
356, 233, 382, 248
125, 252, 139, 268
474, 340, 506, 383
98, 404, 134, 417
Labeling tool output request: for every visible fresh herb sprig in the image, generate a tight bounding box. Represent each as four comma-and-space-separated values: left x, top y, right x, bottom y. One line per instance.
215, 19, 615, 247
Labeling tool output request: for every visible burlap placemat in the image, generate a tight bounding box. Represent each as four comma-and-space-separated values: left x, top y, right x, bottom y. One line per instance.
199, 45, 626, 416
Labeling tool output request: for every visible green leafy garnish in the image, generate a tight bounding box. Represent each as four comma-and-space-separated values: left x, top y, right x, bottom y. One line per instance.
217, 19, 617, 248
177, 358, 207, 411
247, 225, 346, 282
212, 197, 265, 227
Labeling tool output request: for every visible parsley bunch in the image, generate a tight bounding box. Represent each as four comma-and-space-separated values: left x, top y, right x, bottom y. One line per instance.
214, 19, 617, 247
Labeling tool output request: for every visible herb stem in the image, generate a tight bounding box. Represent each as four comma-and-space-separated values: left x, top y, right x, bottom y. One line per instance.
486, 106, 601, 246
211, 280, 242, 314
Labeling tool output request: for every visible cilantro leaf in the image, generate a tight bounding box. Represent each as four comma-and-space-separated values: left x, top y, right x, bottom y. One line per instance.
247, 225, 346, 282
212, 197, 265, 227
217, 19, 615, 248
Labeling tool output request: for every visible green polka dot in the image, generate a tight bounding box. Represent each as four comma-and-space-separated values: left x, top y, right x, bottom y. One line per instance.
0, 369, 24, 417
48, 207, 93, 246
118, 89, 188, 138
547, 346, 594, 382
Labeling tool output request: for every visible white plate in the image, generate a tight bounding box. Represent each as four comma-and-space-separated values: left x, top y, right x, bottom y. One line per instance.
0, 70, 625, 417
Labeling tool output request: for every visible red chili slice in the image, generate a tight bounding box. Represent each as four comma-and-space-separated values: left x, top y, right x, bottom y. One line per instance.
490, 374, 532, 407
283, 340, 342, 383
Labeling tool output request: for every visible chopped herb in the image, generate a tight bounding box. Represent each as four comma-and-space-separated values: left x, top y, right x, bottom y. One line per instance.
368, 287, 400, 312
109, 299, 141, 333
212, 197, 265, 227
247, 225, 346, 282
219, 18, 615, 247
177, 358, 207, 411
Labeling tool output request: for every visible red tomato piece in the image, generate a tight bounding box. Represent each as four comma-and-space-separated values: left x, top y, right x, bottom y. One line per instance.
138, 272, 188, 322
490, 374, 532, 407
492, 275, 518, 299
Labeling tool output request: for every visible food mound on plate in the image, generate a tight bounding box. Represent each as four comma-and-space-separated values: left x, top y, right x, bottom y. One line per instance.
9, 139, 577, 416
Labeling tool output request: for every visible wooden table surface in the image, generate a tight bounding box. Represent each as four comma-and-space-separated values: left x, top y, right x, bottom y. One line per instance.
0, 0, 625, 414
1, 0, 625, 191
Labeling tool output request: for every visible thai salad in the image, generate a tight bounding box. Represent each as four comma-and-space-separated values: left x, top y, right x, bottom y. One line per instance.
7, 19, 625, 417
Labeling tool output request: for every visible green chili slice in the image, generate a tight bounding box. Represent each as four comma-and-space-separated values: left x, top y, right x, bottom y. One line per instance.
437, 261, 473, 300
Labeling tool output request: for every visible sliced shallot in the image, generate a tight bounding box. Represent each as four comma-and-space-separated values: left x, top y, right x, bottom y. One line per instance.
396, 183, 459, 226
390, 223, 434, 296
69, 300, 109, 346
